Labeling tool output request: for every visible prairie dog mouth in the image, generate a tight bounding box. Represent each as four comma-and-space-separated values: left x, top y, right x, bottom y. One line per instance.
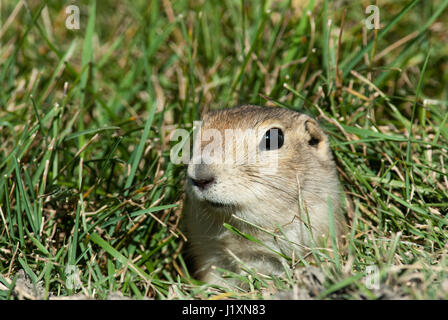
204, 199, 236, 209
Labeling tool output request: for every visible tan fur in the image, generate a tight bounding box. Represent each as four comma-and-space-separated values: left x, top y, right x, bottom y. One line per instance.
182, 105, 345, 285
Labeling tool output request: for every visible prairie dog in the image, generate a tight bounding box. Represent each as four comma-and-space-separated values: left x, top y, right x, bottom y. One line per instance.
182, 105, 345, 285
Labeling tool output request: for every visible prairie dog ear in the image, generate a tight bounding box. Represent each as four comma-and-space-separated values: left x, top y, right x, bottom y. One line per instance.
303, 118, 332, 161
304, 118, 326, 147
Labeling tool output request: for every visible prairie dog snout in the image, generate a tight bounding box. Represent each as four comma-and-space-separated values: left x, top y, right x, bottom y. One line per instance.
182, 105, 345, 284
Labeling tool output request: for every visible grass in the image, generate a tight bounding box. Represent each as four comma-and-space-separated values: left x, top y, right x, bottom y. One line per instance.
0, 0, 447, 299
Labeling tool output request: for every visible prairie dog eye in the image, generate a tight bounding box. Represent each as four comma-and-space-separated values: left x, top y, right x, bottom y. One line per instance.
260, 128, 284, 151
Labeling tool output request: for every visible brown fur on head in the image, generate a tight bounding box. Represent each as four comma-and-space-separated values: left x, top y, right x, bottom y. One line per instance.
182, 105, 345, 284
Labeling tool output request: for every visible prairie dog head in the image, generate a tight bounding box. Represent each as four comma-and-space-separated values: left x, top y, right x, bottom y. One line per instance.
185, 105, 342, 235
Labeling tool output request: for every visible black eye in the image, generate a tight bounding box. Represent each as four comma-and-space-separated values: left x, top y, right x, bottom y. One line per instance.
260, 128, 284, 151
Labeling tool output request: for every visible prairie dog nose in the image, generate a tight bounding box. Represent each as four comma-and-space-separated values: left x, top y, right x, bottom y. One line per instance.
190, 176, 215, 190
188, 164, 216, 190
